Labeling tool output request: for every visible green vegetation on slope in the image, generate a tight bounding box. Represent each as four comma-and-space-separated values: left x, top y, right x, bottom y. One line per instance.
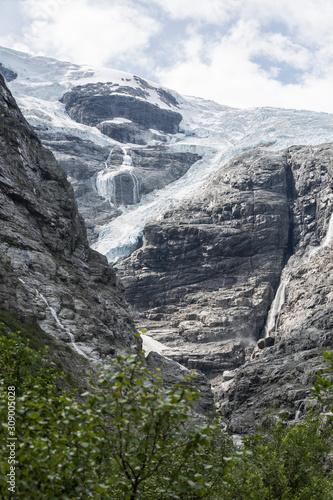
0, 308, 89, 391
0, 317, 332, 499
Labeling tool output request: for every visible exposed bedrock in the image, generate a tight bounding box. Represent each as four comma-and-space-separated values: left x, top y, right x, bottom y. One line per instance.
117, 144, 333, 390
0, 75, 135, 362
0, 76, 215, 408
42, 133, 200, 244
97, 121, 169, 145
117, 148, 295, 376
219, 144, 333, 432
60, 82, 183, 140
218, 250, 333, 433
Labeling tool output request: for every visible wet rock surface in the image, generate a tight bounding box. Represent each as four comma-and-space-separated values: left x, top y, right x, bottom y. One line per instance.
117, 147, 294, 375
117, 143, 333, 426
0, 75, 136, 362
219, 247, 333, 433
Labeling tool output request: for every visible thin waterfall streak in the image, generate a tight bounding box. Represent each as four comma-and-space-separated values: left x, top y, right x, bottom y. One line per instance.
322, 212, 333, 248
265, 278, 289, 337
265, 211, 333, 338
36, 290, 89, 359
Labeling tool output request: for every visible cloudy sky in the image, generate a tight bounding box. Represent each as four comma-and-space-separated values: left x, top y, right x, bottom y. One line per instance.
1, 0, 333, 113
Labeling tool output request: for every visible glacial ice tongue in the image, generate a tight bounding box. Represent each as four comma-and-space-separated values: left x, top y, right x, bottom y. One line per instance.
3, 46, 333, 265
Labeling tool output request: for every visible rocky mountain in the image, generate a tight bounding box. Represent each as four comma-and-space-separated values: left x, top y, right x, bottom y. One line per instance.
118, 143, 333, 428
2, 46, 333, 264
1, 46, 333, 430
117, 146, 294, 373
0, 73, 135, 366
0, 72, 214, 410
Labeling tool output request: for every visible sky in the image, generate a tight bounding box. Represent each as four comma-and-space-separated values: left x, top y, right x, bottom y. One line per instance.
1, 0, 333, 113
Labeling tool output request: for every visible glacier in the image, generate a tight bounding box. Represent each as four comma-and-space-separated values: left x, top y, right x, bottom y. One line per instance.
2, 46, 333, 264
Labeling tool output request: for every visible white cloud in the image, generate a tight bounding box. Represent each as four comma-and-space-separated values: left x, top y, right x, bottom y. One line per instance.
156, 19, 333, 112
19, 0, 159, 67
150, 0, 333, 48
2, 0, 333, 112
147, 0, 233, 24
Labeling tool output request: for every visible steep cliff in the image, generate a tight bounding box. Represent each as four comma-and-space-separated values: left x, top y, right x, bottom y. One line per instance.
3, 46, 333, 267
1, 47, 333, 429
0, 74, 135, 364
117, 147, 294, 373
46, 137, 200, 244
218, 144, 333, 431
117, 143, 333, 426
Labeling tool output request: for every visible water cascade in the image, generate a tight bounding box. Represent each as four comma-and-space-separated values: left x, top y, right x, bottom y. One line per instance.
96, 146, 140, 206
141, 334, 166, 356
320, 211, 333, 249
265, 211, 333, 338
35, 290, 89, 359
294, 401, 304, 421
265, 278, 290, 337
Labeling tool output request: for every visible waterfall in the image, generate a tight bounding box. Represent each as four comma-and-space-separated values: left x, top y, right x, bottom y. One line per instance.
141, 334, 166, 356
35, 290, 89, 359
294, 401, 304, 422
265, 278, 290, 337
307, 211, 333, 260
130, 169, 140, 204
96, 169, 116, 203
96, 146, 140, 206
321, 212, 333, 248
265, 211, 333, 338
121, 147, 133, 168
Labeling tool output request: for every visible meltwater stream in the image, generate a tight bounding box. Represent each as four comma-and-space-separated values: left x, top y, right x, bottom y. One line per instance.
35, 289, 89, 359
17, 278, 89, 359
265, 278, 290, 336
265, 211, 333, 337
96, 146, 140, 206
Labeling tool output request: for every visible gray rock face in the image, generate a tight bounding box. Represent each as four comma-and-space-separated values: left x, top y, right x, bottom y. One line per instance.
219, 144, 333, 432
117, 148, 294, 375
0, 63, 17, 82
97, 121, 169, 145
60, 82, 183, 139
117, 143, 333, 423
0, 75, 135, 361
146, 351, 214, 415
128, 148, 201, 196
41, 133, 200, 244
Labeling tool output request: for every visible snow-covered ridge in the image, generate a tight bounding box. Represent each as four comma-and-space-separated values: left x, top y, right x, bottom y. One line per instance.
0, 46, 182, 110
2, 46, 333, 264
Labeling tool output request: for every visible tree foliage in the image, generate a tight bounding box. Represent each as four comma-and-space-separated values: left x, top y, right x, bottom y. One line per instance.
0, 325, 332, 499
223, 416, 332, 499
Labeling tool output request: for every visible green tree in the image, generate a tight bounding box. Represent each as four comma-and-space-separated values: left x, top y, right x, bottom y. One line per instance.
0, 332, 232, 499
86, 351, 232, 499
223, 416, 332, 500
0, 334, 105, 499
311, 350, 333, 416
